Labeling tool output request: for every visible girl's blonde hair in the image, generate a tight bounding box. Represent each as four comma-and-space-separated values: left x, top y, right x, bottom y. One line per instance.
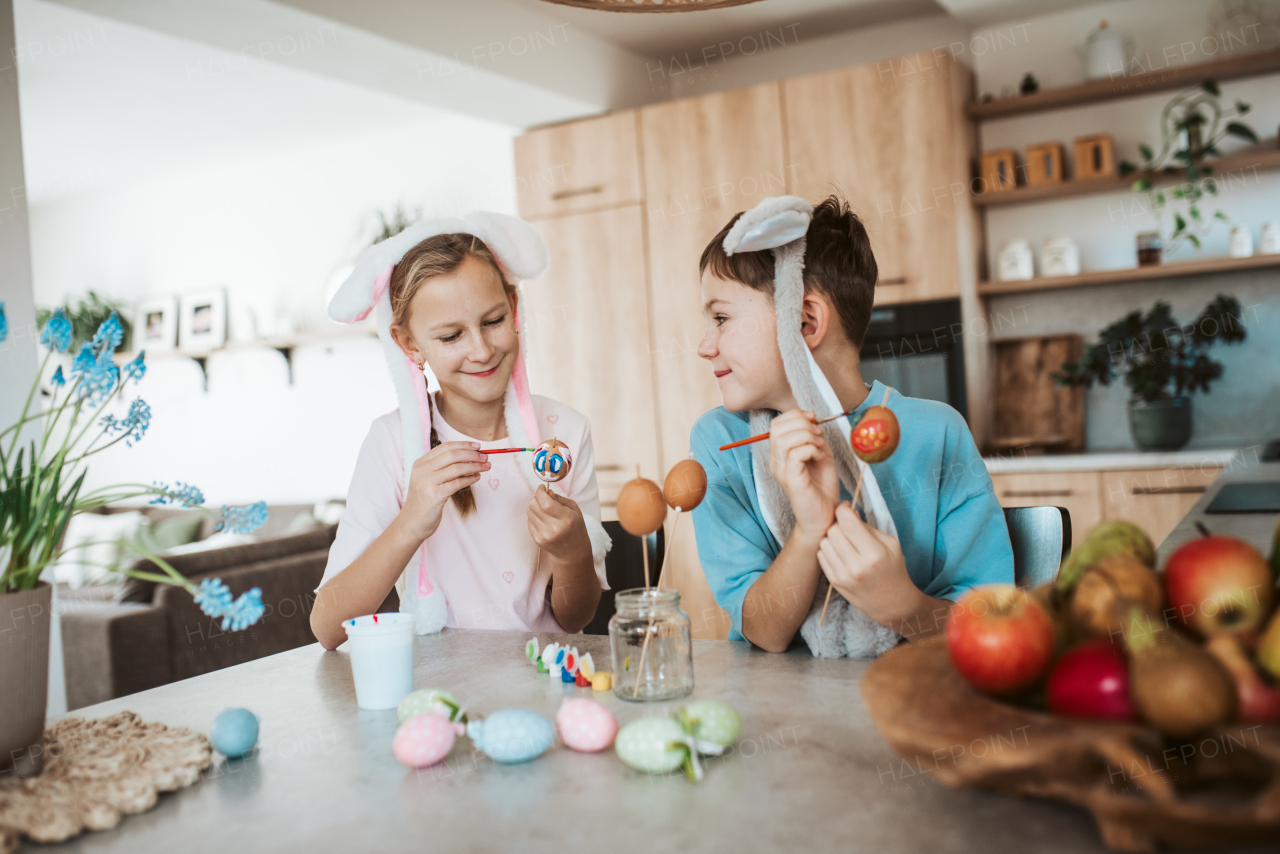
390, 233, 517, 518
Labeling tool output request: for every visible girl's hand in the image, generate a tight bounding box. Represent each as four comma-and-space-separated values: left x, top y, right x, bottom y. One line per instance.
769, 409, 839, 541
527, 487, 592, 564
400, 441, 490, 541
817, 501, 924, 627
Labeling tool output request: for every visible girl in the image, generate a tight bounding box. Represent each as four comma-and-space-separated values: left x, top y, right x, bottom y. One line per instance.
310, 211, 610, 650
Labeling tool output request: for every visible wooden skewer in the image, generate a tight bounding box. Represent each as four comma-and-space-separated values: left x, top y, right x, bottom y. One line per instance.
818, 386, 890, 628
655, 509, 680, 591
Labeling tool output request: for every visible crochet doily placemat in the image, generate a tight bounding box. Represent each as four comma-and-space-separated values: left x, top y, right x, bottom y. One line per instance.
0, 711, 212, 852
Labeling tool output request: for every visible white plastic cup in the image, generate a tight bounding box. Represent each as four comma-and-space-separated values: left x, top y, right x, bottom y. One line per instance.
343, 613, 416, 710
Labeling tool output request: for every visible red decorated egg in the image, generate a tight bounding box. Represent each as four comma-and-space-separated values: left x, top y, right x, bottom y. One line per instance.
850, 405, 900, 463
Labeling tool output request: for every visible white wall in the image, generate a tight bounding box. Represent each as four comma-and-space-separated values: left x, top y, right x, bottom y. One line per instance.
28, 114, 521, 506
970, 0, 1280, 450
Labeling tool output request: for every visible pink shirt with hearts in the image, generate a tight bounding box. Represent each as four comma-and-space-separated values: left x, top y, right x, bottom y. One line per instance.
319, 393, 609, 632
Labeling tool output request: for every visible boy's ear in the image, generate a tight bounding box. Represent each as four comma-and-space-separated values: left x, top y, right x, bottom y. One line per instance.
799, 292, 832, 351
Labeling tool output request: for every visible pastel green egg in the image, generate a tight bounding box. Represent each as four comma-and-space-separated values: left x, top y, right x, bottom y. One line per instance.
681, 701, 741, 747
397, 689, 461, 723
615, 717, 687, 774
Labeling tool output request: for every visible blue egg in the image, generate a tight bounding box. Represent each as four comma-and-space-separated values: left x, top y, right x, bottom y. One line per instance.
211, 708, 259, 758
466, 709, 553, 764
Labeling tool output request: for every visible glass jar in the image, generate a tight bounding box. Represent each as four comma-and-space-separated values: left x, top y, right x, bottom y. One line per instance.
608, 588, 693, 702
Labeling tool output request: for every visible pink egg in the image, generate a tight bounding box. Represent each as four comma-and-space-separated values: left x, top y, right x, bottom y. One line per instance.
556, 698, 618, 753
393, 712, 465, 768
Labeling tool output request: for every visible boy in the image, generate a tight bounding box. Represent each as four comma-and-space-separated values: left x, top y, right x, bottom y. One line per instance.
690, 194, 1013, 657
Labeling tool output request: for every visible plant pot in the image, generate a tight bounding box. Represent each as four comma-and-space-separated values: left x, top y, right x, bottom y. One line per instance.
0, 581, 51, 777
1128, 396, 1192, 451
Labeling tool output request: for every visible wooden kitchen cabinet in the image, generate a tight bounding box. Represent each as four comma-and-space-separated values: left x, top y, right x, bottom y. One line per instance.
1099, 466, 1222, 546
989, 470, 1106, 537
782, 50, 977, 305
639, 82, 788, 469
990, 464, 1225, 549
521, 205, 661, 517
513, 111, 643, 219
638, 82, 787, 640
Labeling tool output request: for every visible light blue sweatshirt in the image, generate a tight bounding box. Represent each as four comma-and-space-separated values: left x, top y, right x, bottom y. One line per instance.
689, 380, 1015, 645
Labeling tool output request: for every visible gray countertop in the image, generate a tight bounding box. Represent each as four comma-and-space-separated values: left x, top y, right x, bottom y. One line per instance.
1157, 457, 1280, 562
983, 447, 1244, 473
49, 628, 1275, 853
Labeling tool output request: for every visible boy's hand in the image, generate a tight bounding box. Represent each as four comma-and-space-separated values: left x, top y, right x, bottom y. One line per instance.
528, 487, 592, 564
769, 409, 839, 540
817, 501, 925, 628
401, 441, 490, 541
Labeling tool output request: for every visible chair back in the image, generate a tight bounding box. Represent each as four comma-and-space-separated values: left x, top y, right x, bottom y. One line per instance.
582, 522, 663, 635
1004, 506, 1071, 589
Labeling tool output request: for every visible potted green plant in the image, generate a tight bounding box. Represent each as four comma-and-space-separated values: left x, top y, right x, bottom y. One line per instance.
1052, 295, 1246, 451
1118, 80, 1257, 254
36, 291, 134, 355
0, 304, 268, 776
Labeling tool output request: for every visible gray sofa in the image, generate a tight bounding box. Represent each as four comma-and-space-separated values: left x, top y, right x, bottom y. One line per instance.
58, 505, 396, 710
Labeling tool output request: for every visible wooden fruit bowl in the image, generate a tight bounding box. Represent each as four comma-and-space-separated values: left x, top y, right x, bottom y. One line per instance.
861, 636, 1280, 852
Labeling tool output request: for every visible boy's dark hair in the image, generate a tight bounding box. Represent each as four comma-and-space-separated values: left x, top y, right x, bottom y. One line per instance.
698, 194, 877, 347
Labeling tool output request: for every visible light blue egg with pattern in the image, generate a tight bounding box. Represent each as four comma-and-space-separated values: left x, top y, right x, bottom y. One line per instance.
467, 709, 553, 764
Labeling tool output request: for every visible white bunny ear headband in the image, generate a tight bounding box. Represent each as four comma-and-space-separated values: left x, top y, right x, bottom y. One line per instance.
721, 196, 901, 658
329, 211, 587, 634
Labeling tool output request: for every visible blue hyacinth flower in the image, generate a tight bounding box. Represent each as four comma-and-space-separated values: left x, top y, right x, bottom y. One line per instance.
193, 578, 234, 619
150, 481, 206, 508
221, 588, 265, 631
124, 351, 146, 384
90, 310, 123, 355
101, 398, 151, 446
40, 307, 72, 353
51, 366, 65, 387
0, 302, 6, 344
216, 501, 268, 534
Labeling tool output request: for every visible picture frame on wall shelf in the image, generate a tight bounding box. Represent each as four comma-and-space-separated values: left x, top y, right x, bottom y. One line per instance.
179, 289, 227, 353
134, 296, 179, 353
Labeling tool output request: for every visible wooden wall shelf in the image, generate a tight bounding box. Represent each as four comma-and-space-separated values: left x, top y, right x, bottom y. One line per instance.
967, 47, 1280, 120
979, 252, 1280, 297
973, 145, 1280, 207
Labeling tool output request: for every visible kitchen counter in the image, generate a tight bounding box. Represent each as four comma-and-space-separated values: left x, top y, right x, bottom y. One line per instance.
984, 447, 1244, 474
1157, 456, 1280, 562
42, 628, 1255, 854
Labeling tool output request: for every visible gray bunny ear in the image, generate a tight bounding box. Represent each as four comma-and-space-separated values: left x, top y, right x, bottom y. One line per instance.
733, 211, 810, 253
723, 195, 814, 255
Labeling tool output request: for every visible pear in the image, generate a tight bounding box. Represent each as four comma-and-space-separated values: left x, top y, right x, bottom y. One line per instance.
1258, 607, 1280, 680
1056, 520, 1155, 594
1028, 581, 1075, 653
1270, 514, 1280, 579
1120, 604, 1236, 738
1069, 555, 1163, 638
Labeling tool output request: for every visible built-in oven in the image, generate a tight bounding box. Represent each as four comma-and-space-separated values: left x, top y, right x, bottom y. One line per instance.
858, 298, 968, 422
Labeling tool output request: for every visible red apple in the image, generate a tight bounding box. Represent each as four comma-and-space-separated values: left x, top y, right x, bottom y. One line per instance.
947, 585, 1055, 695
1206, 633, 1280, 723
1046, 639, 1136, 721
1163, 536, 1274, 637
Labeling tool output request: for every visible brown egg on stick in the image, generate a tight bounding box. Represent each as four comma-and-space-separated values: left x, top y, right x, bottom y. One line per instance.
616, 476, 667, 537
663, 458, 707, 512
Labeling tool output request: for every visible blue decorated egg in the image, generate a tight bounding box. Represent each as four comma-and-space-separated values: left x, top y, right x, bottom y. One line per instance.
615, 717, 687, 774
210, 708, 259, 758
398, 688, 462, 723
466, 709, 553, 764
